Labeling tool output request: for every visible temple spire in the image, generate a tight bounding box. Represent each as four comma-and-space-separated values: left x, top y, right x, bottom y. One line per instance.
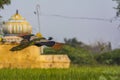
16, 10, 18, 14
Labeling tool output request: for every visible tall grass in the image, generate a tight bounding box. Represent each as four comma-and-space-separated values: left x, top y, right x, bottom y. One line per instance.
0, 66, 120, 80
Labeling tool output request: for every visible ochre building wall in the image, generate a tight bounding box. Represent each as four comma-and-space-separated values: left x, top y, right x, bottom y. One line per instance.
0, 45, 70, 68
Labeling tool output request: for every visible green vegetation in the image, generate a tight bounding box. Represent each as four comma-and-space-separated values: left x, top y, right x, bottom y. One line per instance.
44, 38, 120, 66
0, 37, 119, 80
45, 45, 96, 65
96, 49, 120, 65
0, 0, 11, 9
0, 66, 120, 80
44, 43, 120, 66
113, 0, 120, 16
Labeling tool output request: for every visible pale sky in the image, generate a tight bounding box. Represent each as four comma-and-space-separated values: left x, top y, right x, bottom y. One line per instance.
0, 0, 120, 49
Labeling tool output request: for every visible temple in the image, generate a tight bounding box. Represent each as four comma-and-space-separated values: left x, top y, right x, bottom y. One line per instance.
2, 10, 32, 43
0, 10, 70, 68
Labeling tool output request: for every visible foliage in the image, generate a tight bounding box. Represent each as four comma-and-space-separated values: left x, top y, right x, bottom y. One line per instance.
45, 37, 120, 66
0, 66, 120, 80
89, 41, 112, 54
64, 38, 111, 54
113, 0, 120, 17
96, 49, 120, 65
64, 37, 84, 48
45, 44, 120, 66
44, 45, 96, 65
0, 0, 11, 9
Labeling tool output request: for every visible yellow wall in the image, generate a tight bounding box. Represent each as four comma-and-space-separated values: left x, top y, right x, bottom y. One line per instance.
0, 44, 70, 68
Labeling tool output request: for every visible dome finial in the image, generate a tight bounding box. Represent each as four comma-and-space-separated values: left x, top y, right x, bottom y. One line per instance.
16, 10, 18, 14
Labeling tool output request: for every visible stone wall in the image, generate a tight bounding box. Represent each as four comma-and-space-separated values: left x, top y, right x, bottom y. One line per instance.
0, 44, 70, 68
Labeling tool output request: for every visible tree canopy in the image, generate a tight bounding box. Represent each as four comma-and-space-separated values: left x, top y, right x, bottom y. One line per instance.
0, 0, 11, 9
113, 0, 120, 16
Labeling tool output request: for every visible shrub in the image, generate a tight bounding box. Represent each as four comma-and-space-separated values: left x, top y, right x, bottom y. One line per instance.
96, 49, 120, 65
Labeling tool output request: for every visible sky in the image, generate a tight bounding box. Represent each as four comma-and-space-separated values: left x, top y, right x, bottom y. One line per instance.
0, 0, 120, 49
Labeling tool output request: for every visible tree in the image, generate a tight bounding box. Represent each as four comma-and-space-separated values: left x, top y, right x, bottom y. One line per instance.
113, 0, 120, 16
0, 0, 11, 9
64, 37, 84, 48
0, 0, 11, 34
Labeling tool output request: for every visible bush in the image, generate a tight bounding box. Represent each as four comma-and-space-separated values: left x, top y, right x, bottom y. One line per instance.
96, 49, 120, 65
44, 45, 120, 66
44, 45, 96, 65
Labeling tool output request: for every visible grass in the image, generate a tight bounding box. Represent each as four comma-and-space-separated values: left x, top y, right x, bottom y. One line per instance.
0, 66, 120, 80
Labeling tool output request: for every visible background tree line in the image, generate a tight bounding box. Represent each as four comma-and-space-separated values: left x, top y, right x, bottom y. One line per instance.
44, 37, 120, 66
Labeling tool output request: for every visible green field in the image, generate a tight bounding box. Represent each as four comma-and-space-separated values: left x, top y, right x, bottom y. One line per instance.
0, 66, 120, 80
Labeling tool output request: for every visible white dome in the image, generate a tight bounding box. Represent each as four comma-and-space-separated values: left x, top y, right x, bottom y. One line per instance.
3, 11, 32, 34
